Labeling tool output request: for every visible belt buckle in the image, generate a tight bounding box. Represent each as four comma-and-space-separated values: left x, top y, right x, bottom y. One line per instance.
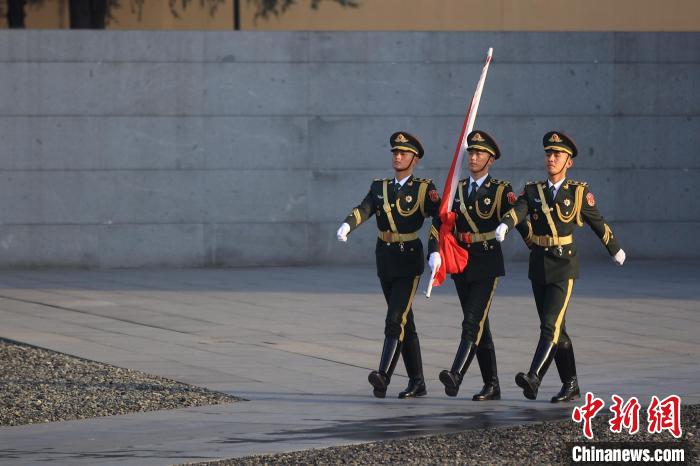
483, 241, 489, 251
557, 245, 563, 255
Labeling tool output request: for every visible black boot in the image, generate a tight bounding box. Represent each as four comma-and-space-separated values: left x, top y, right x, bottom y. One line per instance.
472, 343, 500, 401
398, 337, 427, 399
515, 337, 557, 400
439, 339, 476, 397
368, 337, 402, 398
551, 340, 580, 402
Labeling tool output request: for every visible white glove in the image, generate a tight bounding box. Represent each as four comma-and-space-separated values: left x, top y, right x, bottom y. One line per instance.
336, 223, 350, 242
612, 249, 626, 266
428, 252, 442, 274
495, 223, 508, 242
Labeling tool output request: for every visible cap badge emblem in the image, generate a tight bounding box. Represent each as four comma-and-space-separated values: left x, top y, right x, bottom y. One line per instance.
471, 133, 486, 142
394, 133, 409, 143
549, 133, 563, 143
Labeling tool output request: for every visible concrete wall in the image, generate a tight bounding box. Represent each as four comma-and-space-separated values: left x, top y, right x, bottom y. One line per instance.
0, 31, 698, 268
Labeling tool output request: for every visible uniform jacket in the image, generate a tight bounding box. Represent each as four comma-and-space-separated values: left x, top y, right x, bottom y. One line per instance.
432, 175, 532, 281
344, 175, 440, 279
501, 179, 621, 284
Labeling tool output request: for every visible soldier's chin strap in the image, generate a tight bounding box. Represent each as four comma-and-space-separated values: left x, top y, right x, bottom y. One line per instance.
469, 155, 493, 179
550, 155, 570, 178
394, 153, 417, 177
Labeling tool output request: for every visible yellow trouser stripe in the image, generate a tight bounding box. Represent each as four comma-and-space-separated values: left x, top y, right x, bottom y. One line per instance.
552, 279, 574, 343
475, 277, 499, 345
399, 275, 421, 342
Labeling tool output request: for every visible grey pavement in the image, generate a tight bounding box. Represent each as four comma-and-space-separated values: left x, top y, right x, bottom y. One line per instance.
0, 260, 699, 465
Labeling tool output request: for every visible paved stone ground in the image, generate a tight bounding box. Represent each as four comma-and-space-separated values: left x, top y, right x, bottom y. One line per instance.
0, 261, 698, 465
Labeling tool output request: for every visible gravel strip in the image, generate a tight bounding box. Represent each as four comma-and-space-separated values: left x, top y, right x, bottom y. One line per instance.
0, 337, 241, 426
192, 405, 698, 465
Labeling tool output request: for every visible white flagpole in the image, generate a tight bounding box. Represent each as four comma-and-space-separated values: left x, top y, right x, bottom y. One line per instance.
425, 47, 493, 299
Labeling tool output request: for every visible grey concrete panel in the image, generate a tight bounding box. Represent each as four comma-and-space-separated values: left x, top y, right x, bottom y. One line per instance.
6, 31, 696, 65
97, 223, 205, 267
613, 64, 700, 115
610, 168, 700, 222
607, 221, 700, 258
0, 63, 310, 116
613, 32, 700, 63
309, 32, 617, 64
0, 170, 309, 224
97, 170, 309, 224
204, 222, 309, 266
308, 63, 615, 116
0, 31, 312, 63
0, 225, 98, 267
0, 171, 102, 224
605, 116, 700, 168
0, 116, 309, 170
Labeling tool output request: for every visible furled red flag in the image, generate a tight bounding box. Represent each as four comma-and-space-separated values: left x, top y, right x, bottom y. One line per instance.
427, 48, 494, 296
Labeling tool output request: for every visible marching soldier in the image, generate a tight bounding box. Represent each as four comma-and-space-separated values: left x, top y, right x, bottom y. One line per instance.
495, 131, 626, 402
433, 130, 533, 401
337, 131, 442, 399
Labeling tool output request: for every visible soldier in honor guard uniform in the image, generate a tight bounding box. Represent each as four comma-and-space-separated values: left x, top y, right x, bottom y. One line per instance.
337, 131, 442, 399
433, 130, 533, 401
495, 131, 626, 402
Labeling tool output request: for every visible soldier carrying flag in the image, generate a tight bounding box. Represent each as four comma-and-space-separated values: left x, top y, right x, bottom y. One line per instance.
432, 130, 532, 401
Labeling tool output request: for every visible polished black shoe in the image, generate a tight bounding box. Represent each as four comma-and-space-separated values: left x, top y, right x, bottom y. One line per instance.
368, 337, 401, 398
439, 339, 476, 397
473, 342, 500, 401
439, 370, 460, 397
515, 371, 540, 400
551, 340, 579, 402
368, 371, 390, 398
473, 382, 501, 401
551, 377, 580, 403
398, 377, 427, 398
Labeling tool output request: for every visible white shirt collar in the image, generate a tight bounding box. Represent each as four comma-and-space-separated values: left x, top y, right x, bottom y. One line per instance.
548, 178, 566, 193
469, 174, 489, 189
395, 175, 411, 187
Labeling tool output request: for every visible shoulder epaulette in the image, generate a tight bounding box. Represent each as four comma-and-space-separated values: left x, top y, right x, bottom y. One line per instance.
413, 177, 432, 183
525, 181, 538, 186
373, 178, 391, 182
489, 178, 511, 186
566, 180, 589, 187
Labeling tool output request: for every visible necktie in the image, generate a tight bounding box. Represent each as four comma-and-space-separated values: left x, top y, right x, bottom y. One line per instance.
547, 184, 556, 203
467, 181, 478, 203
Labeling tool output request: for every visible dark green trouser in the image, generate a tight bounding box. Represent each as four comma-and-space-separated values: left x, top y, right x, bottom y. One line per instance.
531, 279, 575, 345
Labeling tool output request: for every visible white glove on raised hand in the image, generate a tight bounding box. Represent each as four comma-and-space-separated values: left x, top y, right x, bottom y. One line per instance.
428, 252, 442, 274
336, 223, 350, 242
495, 223, 508, 242
612, 249, 626, 266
